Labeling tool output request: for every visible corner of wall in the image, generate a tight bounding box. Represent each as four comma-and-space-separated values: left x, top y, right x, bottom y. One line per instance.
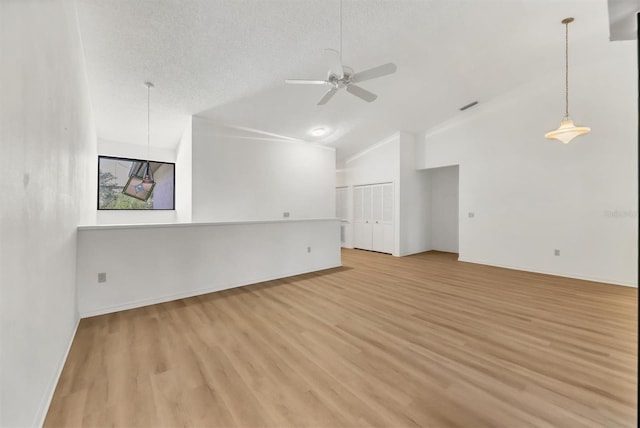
0, 1, 98, 426
191, 118, 335, 222
33, 317, 80, 427
398, 132, 432, 255
175, 117, 193, 223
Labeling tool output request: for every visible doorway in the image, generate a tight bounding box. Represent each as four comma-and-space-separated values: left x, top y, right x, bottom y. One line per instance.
428, 165, 459, 253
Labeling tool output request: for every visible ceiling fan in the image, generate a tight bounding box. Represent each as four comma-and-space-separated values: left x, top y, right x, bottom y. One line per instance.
285, 49, 397, 105
285, 0, 396, 105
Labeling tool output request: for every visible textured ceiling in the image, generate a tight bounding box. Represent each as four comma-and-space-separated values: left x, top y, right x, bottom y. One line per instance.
76, 0, 610, 163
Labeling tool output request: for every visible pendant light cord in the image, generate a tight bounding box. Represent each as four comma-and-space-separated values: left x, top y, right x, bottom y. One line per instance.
565, 20, 569, 119
339, 0, 342, 61
147, 84, 151, 162
142, 81, 154, 183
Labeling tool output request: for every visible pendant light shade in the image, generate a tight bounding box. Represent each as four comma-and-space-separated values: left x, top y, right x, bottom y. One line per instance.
545, 17, 590, 144
544, 118, 591, 144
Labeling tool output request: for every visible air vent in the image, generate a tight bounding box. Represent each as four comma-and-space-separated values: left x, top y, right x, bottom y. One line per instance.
459, 101, 479, 111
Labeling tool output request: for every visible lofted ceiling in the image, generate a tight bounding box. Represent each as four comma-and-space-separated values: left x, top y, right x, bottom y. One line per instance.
76, 0, 611, 163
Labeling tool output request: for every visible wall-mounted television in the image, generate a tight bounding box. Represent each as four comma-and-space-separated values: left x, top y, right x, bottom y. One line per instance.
97, 155, 175, 210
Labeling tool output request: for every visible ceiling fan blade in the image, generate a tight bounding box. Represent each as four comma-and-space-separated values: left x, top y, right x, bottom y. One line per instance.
352, 63, 397, 83
285, 79, 328, 85
346, 84, 377, 102
324, 48, 344, 78
317, 88, 338, 105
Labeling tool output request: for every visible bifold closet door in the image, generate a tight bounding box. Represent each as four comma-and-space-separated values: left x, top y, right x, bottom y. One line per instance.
359, 186, 373, 249
371, 185, 385, 252
382, 183, 394, 254
354, 183, 393, 254
353, 187, 368, 250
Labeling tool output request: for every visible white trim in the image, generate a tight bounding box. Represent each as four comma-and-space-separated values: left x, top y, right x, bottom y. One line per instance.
192, 116, 336, 152
457, 257, 637, 288
79, 263, 342, 318
345, 132, 399, 164
417, 163, 461, 172
78, 217, 339, 231
398, 247, 433, 257
33, 317, 80, 428
353, 181, 393, 188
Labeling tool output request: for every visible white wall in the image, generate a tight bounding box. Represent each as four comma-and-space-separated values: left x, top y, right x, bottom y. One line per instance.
77, 220, 340, 316
98, 138, 176, 163
336, 169, 349, 187
342, 133, 434, 256
0, 1, 96, 426
96, 138, 178, 224
399, 133, 431, 256
192, 117, 336, 222
175, 118, 192, 222
345, 135, 400, 185
430, 165, 459, 253
343, 134, 400, 253
417, 37, 637, 286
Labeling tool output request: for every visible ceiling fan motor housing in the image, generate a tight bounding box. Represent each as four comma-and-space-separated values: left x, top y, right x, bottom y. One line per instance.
327, 67, 354, 89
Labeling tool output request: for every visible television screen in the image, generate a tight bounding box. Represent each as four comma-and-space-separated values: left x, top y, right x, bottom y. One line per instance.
98, 156, 175, 210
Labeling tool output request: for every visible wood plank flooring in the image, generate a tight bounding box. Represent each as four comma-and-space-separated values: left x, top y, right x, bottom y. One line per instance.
45, 249, 637, 427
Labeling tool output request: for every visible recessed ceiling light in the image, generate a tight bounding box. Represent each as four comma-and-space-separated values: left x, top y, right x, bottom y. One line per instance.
310, 127, 327, 137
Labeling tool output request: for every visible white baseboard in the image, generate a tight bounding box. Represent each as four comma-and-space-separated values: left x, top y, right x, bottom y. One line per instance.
34, 317, 80, 428
398, 246, 433, 257
80, 263, 342, 318
457, 257, 637, 288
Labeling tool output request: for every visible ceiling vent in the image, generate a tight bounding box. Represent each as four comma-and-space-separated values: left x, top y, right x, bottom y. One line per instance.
459, 101, 478, 111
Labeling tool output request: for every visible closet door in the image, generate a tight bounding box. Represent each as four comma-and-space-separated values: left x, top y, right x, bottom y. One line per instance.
382, 183, 394, 254
353, 187, 366, 249
354, 182, 394, 254
360, 186, 373, 250
371, 185, 385, 252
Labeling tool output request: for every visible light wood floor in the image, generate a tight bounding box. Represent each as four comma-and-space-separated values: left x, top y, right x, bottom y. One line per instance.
45, 249, 637, 427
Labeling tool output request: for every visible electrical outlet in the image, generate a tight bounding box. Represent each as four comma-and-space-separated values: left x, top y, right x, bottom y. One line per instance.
283, 212, 290, 218
554, 249, 560, 256
468, 212, 475, 218
98, 272, 107, 283
307, 246, 311, 253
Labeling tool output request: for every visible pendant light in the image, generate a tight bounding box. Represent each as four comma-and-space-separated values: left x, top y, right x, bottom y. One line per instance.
122, 82, 156, 202
544, 17, 590, 144
142, 81, 155, 184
